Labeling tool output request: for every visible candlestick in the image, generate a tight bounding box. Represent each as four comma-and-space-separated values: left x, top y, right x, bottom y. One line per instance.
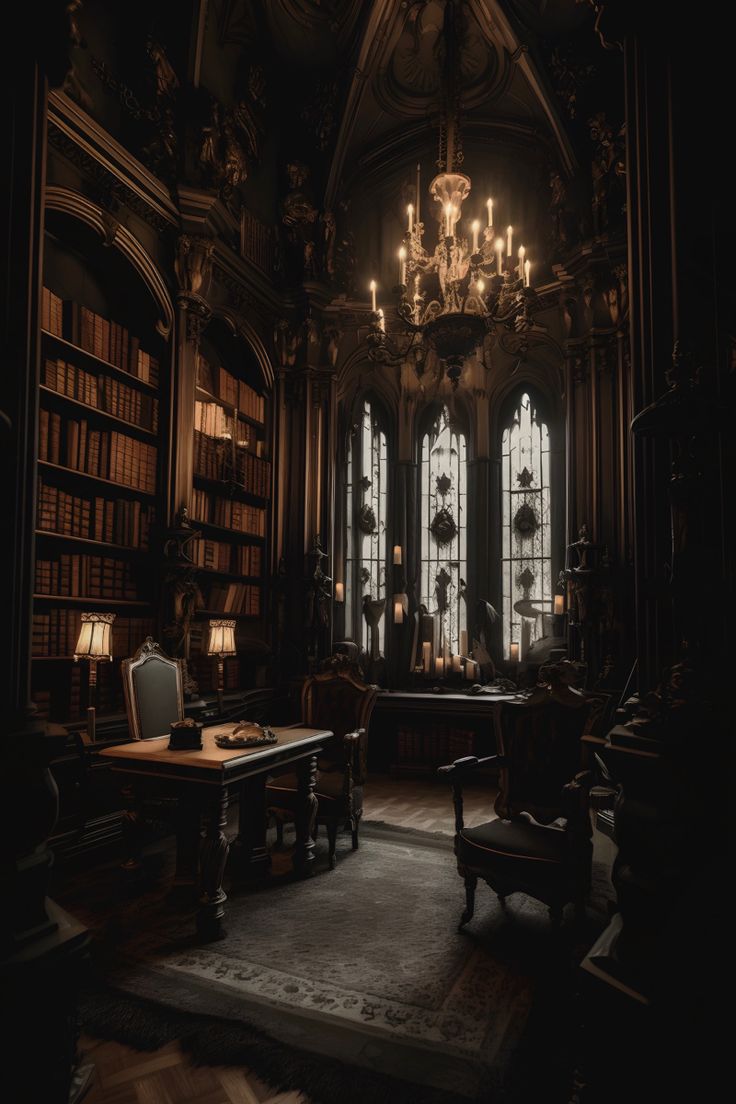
370, 280, 376, 312
471, 219, 480, 253
460, 629, 468, 656
407, 204, 413, 234
422, 641, 431, 674
509, 642, 520, 663
554, 594, 564, 615
435, 656, 444, 678
393, 545, 402, 565
335, 582, 344, 603
507, 225, 513, 258
394, 600, 404, 625
444, 203, 453, 237
495, 237, 504, 275
524, 259, 531, 287
518, 245, 525, 281
486, 197, 493, 226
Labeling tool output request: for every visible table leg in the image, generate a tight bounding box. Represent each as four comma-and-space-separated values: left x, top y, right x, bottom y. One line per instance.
231, 777, 271, 881
171, 789, 200, 902
293, 754, 318, 877
197, 787, 229, 941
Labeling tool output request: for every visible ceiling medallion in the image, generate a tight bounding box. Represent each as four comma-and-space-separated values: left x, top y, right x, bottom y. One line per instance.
365, 0, 539, 388
513, 502, 538, 538
431, 505, 457, 545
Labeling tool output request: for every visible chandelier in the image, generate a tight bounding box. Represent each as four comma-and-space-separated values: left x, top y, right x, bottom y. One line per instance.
367, 1, 539, 388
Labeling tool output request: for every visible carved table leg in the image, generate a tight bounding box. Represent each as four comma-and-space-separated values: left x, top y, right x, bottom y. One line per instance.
293, 754, 318, 877
120, 780, 144, 872
197, 786, 229, 942
171, 789, 200, 902
231, 777, 271, 881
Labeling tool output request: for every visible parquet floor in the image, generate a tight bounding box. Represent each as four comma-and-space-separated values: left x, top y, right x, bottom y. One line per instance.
73, 773, 617, 1104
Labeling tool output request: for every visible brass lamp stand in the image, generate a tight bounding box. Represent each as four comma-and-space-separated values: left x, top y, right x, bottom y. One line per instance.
73, 612, 116, 741
206, 618, 237, 713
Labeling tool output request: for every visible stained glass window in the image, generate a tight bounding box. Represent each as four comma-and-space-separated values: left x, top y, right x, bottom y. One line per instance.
501, 393, 551, 659
344, 398, 388, 654
420, 406, 467, 658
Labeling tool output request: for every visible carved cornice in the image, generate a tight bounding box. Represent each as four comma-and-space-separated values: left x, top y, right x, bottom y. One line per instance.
47, 90, 178, 233
176, 292, 212, 344
45, 185, 174, 338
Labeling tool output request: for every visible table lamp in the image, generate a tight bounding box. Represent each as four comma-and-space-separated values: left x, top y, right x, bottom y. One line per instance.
207, 618, 237, 713
74, 612, 116, 741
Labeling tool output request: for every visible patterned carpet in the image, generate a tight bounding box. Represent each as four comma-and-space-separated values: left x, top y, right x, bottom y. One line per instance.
77, 823, 613, 1104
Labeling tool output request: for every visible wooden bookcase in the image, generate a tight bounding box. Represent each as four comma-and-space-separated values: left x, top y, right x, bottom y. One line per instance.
187, 325, 271, 694
31, 229, 168, 724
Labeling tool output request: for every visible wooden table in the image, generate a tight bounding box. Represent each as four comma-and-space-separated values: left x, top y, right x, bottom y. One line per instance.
100, 724, 330, 941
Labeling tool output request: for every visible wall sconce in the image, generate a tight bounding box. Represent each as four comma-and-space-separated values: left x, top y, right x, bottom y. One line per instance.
74, 612, 116, 741
207, 618, 237, 713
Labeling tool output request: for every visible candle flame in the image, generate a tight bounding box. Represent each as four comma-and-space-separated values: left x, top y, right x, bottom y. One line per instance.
495, 237, 505, 251
369, 279, 376, 291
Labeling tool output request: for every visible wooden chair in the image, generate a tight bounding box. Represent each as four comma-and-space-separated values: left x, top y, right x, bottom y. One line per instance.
266, 664, 378, 869
438, 691, 592, 928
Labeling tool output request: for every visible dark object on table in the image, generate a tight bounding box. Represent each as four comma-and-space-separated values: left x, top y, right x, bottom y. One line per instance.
214, 721, 278, 748
168, 717, 203, 750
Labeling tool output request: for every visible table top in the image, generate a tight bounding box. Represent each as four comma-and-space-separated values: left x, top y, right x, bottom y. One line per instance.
99, 724, 330, 783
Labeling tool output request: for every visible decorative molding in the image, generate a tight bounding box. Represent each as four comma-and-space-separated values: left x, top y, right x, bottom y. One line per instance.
45, 185, 174, 338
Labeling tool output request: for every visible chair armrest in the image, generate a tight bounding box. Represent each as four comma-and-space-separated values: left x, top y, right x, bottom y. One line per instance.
437, 754, 504, 779
561, 770, 593, 830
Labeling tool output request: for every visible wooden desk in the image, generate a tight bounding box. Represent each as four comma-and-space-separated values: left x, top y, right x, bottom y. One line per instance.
100, 724, 330, 940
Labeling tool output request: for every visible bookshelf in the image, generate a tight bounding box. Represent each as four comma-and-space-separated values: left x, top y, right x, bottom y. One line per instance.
31, 233, 168, 725
187, 324, 271, 694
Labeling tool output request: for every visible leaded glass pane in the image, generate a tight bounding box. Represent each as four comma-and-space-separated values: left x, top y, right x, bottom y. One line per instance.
345, 399, 388, 654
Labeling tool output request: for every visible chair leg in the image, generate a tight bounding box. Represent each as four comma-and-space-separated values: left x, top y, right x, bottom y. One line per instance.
326, 822, 337, 869
351, 813, 361, 851
460, 875, 477, 929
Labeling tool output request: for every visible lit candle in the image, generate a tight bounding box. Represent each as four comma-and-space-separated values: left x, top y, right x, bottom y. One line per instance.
465, 659, 477, 681
486, 197, 493, 226
407, 203, 414, 233
554, 594, 564, 615
518, 245, 525, 281
398, 246, 406, 286
444, 203, 453, 237
452, 653, 462, 673
335, 582, 344, 603
370, 280, 377, 312
509, 642, 520, 663
435, 656, 444, 678
422, 641, 432, 674
377, 308, 385, 332
495, 237, 505, 275
394, 600, 404, 625
471, 219, 480, 253
393, 545, 402, 565
507, 225, 513, 258
460, 629, 468, 656
524, 259, 531, 287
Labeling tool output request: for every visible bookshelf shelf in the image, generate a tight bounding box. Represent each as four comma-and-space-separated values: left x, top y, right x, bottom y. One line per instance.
33, 595, 152, 607
35, 530, 151, 554
42, 330, 159, 394
39, 386, 158, 440
190, 518, 266, 542
38, 460, 158, 498
196, 567, 263, 583
193, 472, 269, 505
195, 385, 264, 429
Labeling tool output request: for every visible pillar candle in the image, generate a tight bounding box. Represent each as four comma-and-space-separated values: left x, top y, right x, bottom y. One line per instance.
507, 225, 513, 258
394, 600, 403, 625
393, 545, 402, 565
452, 653, 462, 673
509, 642, 520, 663
460, 629, 468, 656
435, 656, 444, 677
370, 280, 376, 312
554, 594, 564, 615
422, 641, 431, 674
465, 659, 476, 681
518, 245, 525, 280
524, 259, 531, 287
486, 197, 493, 226
335, 582, 344, 603
471, 220, 480, 253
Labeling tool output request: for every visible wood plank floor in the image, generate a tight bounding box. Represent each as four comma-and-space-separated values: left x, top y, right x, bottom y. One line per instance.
72, 773, 617, 1104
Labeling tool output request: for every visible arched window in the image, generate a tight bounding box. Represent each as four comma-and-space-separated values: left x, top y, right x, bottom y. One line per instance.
501, 392, 552, 659
420, 405, 467, 659
344, 397, 389, 654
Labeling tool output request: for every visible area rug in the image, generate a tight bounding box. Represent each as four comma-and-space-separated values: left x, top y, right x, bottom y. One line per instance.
77, 822, 612, 1104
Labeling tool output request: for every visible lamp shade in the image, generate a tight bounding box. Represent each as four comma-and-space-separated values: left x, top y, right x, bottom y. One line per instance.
74, 612, 116, 661
207, 618, 237, 657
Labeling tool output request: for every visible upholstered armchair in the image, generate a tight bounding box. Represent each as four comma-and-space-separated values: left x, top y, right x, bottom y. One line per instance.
266, 664, 378, 868
438, 692, 592, 928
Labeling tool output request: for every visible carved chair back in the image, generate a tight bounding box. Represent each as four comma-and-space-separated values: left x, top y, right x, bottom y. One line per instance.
301, 669, 378, 783
122, 637, 184, 741
494, 694, 590, 824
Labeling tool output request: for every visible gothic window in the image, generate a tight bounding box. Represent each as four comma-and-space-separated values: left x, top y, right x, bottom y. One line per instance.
501, 392, 551, 659
344, 398, 388, 655
420, 405, 467, 658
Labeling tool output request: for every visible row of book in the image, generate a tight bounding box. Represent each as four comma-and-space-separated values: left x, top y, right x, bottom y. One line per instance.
196, 354, 265, 423
35, 554, 140, 600
192, 537, 262, 577
44, 357, 159, 431
191, 488, 266, 537
204, 580, 261, 616
38, 411, 158, 494
31, 611, 154, 659
37, 480, 156, 548
193, 430, 271, 497
42, 289, 160, 386
395, 726, 475, 767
